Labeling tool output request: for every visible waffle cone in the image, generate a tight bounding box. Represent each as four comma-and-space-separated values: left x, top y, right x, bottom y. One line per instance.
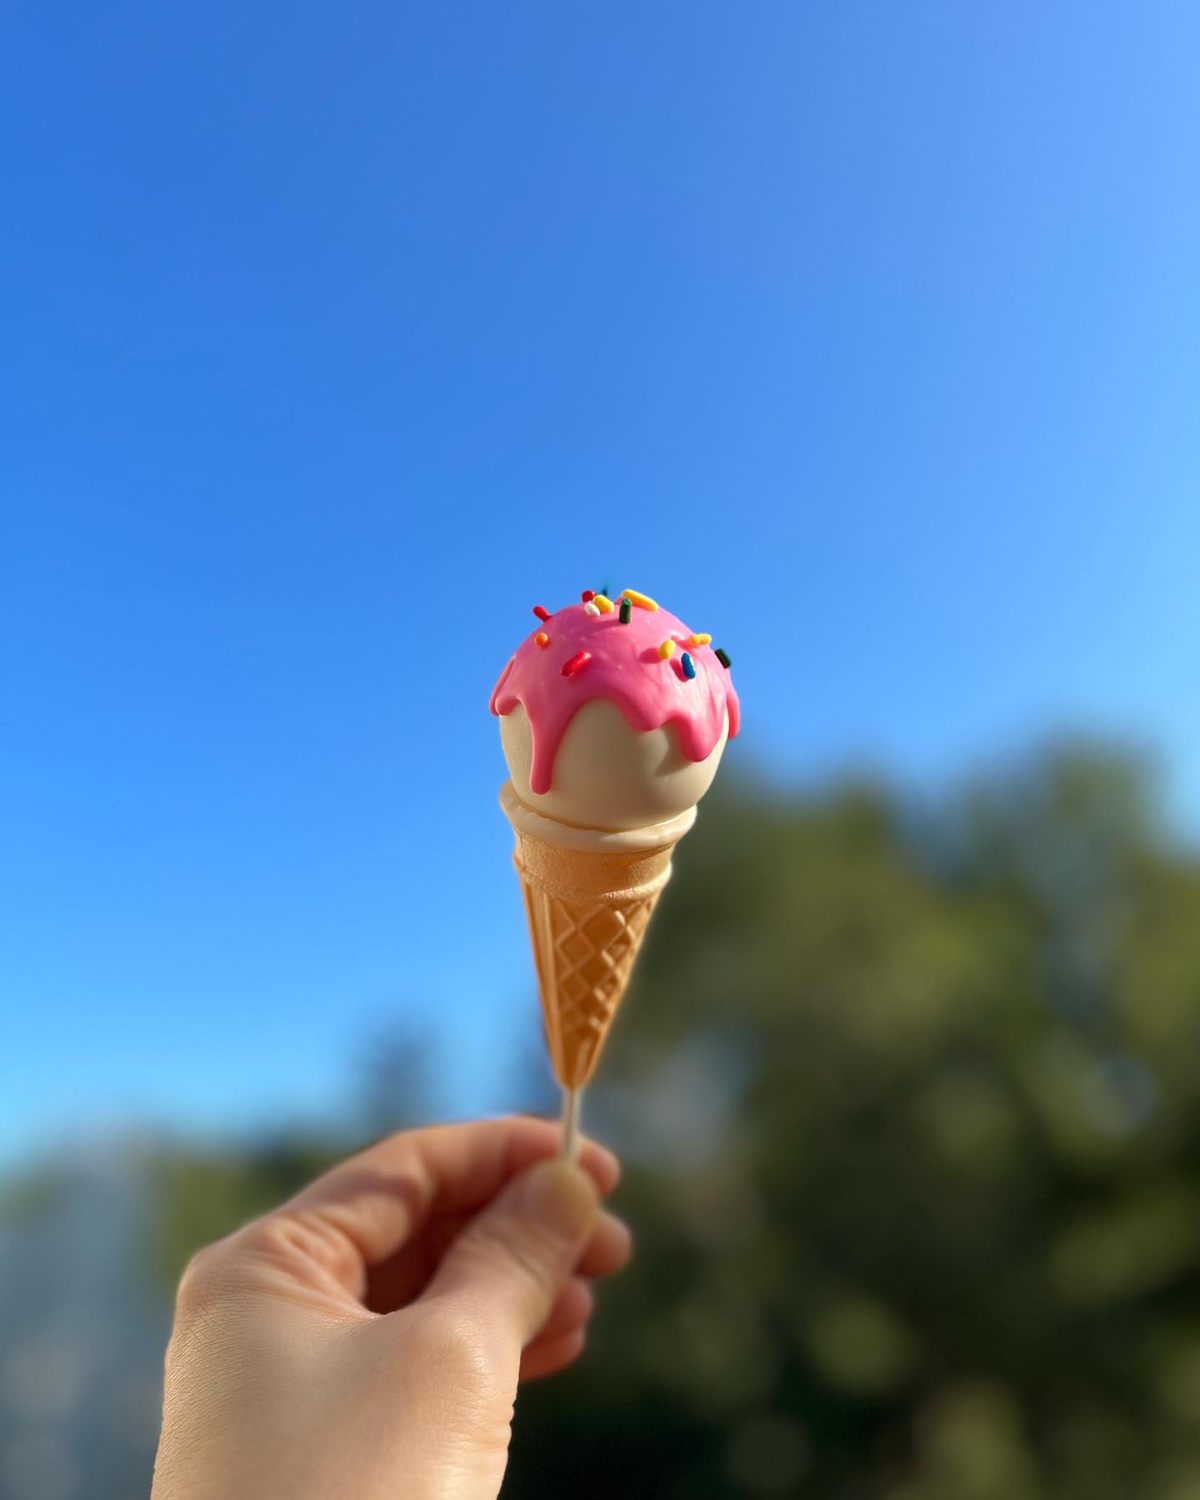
500, 782, 694, 1089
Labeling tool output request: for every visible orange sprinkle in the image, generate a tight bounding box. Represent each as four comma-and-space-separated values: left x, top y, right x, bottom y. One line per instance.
620, 589, 658, 612
535, 631, 550, 647
658, 639, 675, 659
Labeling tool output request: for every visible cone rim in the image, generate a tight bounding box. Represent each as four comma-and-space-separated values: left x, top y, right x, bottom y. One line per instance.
499, 779, 696, 854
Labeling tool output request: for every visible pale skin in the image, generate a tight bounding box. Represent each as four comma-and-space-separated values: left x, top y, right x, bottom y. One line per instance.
151, 1117, 631, 1500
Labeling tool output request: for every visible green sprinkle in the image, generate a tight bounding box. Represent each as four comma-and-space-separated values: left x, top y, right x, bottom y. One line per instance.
715, 648, 732, 669
619, 597, 632, 624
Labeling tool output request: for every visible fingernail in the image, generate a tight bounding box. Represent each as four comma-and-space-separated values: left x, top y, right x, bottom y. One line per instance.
514, 1160, 598, 1238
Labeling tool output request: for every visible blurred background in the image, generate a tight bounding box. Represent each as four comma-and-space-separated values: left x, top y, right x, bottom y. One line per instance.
4, 2, 1200, 1497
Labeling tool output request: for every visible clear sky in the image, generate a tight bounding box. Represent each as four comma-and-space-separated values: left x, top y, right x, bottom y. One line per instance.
3, 2, 1199, 1158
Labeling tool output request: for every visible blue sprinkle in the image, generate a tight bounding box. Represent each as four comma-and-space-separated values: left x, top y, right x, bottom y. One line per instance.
681, 651, 696, 679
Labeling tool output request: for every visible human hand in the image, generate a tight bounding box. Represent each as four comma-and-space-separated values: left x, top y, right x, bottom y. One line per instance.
151, 1116, 631, 1500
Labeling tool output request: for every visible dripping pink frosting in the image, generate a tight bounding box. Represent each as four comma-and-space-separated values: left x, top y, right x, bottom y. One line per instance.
489, 599, 740, 795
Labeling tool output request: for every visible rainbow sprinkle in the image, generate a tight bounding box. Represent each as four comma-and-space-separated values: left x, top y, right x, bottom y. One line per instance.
562, 650, 592, 677
594, 594, 614, 613
658, 639, 675, 659
532, 605, 550, 622
689, 632, 711, 646
622, 589, 658, 612
584, 601, 600, 617
618, 597, 632, 624
715, 648, 732, 669
535, 631, 550, 647
681, 651, 696, 679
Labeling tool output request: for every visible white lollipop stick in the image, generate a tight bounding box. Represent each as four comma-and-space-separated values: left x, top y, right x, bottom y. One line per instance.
560, 1085, 582, 1162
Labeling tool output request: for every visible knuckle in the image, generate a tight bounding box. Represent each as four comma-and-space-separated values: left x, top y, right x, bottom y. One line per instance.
237, 1211, 308, 1262
248, 1209, 362, 1289
174, 1240, 234, 1319
171, 1207, 364, 1325
173, 1219, 280, 1318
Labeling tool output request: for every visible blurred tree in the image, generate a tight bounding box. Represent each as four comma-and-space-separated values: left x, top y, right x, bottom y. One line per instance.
152, 748, 1200, 1499
508, 750, 1200, 1499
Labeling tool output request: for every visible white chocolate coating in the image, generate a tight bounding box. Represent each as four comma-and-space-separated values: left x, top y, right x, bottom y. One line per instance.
500, 698, 729, 832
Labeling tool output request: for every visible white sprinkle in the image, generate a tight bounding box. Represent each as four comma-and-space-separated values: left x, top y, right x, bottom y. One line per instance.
583, 601, 601, 616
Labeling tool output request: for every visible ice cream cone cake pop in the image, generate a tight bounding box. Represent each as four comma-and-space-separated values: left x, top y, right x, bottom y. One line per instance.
491, 589, 740, 1154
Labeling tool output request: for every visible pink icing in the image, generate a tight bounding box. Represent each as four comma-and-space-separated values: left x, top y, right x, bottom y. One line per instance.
489, 600, 740, 794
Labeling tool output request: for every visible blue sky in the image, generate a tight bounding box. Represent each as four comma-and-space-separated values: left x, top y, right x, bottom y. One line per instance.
3, 2, 1200, 1158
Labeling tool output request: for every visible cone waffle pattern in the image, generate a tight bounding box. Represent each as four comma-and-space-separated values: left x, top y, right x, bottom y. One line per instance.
510, 832, 675, 1088
522, 882, 660, 1088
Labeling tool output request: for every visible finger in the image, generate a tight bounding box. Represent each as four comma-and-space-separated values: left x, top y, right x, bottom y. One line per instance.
520, 1327, 588, 1381
366, 1205, 628, 1315
577, 1212, 632, 1279
519, 1290, 591, 1380
538, 1277, 593, 1341
422, 1159, 599, 1344
279, 1118, 618, 1287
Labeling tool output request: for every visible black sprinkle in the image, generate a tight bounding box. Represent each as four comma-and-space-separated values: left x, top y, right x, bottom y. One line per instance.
715, 648, 732, 669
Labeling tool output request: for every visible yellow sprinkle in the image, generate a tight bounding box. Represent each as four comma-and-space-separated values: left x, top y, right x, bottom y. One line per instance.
594, 594, 614, 613
535, 631, 550, 647
658, 639, 675, 659
620, 589, 658, 611
690, 632, 711, 646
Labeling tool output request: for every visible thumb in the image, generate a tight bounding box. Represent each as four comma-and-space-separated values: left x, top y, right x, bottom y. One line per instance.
426, 1158, 599, 1344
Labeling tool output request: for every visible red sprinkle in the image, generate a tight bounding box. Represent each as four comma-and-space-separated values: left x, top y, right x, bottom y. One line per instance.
581, 590, 595, 603
532, 605, 550, 622
561, 650, 592, 677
